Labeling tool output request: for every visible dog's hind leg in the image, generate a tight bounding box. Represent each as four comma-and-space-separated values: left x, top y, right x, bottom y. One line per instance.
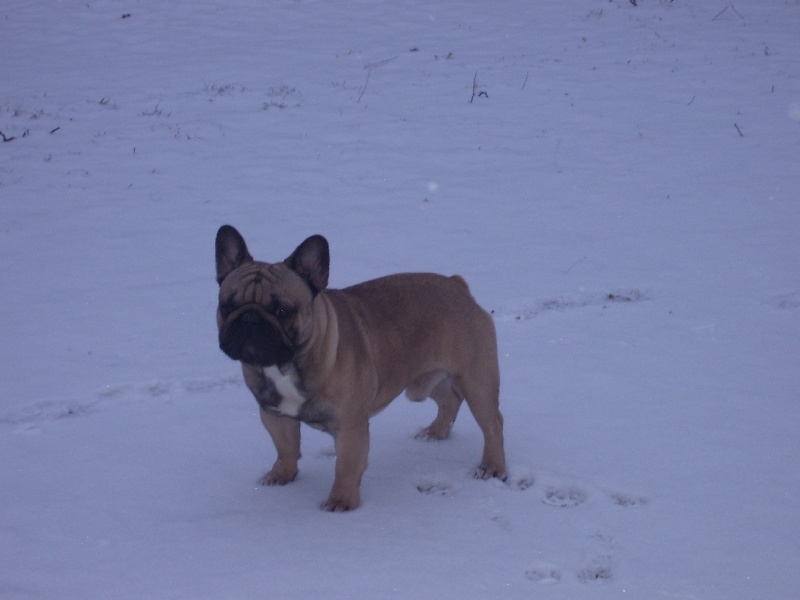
407, 371, 463, 440
456, 370, 506, 480
416, 376, 463, 440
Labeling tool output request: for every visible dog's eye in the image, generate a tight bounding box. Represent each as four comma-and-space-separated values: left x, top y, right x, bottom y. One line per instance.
269, 295, 296, 320
219, 300, 236, 318
274, 305, 295, 320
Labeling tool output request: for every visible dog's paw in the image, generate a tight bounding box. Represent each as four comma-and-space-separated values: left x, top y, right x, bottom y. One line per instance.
258, 461, 298, 486
259, 471, 296, 486
473, 463, 507, 481
414, 424, 451, 441
320, 495, 360, 512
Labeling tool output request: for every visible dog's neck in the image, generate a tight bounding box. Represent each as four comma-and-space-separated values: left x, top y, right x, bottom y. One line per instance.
294, 292, 339, 390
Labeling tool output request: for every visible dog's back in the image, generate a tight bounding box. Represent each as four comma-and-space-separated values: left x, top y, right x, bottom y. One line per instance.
334, 273, 495, 366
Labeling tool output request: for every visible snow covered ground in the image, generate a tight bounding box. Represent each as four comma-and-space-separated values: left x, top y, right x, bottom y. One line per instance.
2, 1, 799, 597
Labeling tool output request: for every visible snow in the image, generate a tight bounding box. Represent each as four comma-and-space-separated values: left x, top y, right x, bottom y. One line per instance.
2, 0, 799, 597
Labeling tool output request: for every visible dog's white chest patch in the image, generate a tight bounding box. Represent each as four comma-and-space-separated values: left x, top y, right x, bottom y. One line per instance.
263, 365, 307, 418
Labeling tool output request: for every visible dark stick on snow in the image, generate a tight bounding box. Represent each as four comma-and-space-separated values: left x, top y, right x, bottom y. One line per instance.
0, 130, 15, 143
521, 71, 529, 91
712, 5, 727, 21
734, 123, 744, 137
357, 56, 396, 103
712, 3, 743, 22
364, 56, 397, 70
469, 72, 478, 103
357, 68, 371, 103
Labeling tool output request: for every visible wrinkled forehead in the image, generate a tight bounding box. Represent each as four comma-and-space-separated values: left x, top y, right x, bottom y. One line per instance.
219, 261, 306, 303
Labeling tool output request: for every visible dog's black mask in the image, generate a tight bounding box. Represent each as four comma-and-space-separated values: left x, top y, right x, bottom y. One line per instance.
219, 307, 294, 367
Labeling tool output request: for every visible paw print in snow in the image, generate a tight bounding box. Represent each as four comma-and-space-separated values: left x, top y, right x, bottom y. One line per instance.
610, 492, 648, 507
525, 562, 562, 584
542, 485, 588, 507
416, 479, 454, 496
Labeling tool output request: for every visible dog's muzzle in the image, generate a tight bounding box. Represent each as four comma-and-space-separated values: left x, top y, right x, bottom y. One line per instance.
219, 306, 294, 366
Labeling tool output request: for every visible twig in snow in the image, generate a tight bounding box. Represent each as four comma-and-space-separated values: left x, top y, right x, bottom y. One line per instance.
0, 130, 15, 143
364, 56, 397, 70
469, 72, 478, 103
711, 5, 727, 21
357, 68, 371, 103
521, 71, 529, 91
357, 55, 397, 103
469, 72, 488, 103
734, 123, 744, 137
566, 256, 587, 273
139, 102, 169, 117
712, 3, 744, 22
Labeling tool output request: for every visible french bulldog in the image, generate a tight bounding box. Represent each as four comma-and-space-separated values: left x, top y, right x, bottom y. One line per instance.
215, 225, 506, 511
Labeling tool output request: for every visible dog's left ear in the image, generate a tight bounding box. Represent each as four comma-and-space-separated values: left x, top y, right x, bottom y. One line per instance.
215, 225, 253, 285
286, 235, 330, 295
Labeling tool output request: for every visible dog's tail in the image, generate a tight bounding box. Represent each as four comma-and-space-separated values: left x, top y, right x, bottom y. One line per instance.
450, 274, 470, 291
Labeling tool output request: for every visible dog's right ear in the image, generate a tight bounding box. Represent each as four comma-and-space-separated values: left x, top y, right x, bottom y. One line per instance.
215, 225, 253, 285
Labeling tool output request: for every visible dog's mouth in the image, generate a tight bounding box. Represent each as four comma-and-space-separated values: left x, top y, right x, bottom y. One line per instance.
219, 307, 294, 367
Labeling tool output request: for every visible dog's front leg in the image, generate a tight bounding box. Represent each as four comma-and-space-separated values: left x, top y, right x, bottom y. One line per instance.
258, 409, 301, 485
322, 421, 370, 512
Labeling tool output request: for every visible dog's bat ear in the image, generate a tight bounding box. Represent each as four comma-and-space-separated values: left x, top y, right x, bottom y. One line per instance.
286, 235, 330, 295
215, 225, 253, 285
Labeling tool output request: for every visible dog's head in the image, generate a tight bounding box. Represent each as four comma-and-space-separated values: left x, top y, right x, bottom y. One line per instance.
215, 225, 329, 367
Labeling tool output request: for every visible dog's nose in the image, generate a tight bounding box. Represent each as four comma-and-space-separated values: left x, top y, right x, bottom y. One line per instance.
241, 311, 261, 325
